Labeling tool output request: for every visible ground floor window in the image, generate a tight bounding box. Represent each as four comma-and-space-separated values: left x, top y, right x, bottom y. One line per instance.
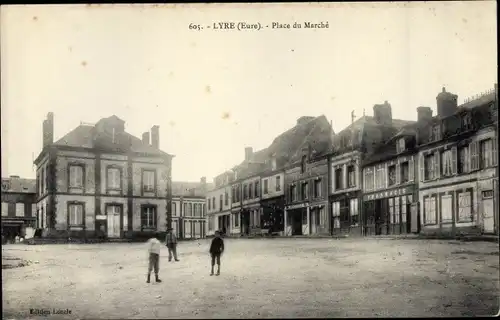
332, 201, 340, 229
440, 194, 453, 223
68, 203, 84, 226
141, 206, 157, 229
349, 198, 359, 226
401, 196, 407, 223
424, 195, 437, 225
457, 191, 472, 222
302, 209, 307, 224
208, 216, 214, 231
232, 213, 239, 227
319, 207, 327, 228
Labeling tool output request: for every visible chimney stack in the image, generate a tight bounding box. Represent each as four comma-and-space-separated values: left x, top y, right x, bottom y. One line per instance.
417, 106, 433, 123
200, 176, 206, 184
436, 87, 458, 118
42, 112, 54, 148
373, 101, 393, 126
142, 132, 150, 145
151, 125, 160, 149
244, 147, 253, 161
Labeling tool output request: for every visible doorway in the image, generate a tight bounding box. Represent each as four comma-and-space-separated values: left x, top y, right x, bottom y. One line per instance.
482, 190, 495, 234
289, 209, 303, 236
106, 205, 122, 238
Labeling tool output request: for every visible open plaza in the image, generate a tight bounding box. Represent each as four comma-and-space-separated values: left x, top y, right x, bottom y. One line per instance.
2, 238, 499, 319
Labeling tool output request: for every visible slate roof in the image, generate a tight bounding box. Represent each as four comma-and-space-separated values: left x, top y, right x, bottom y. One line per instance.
53, 116, 172, 157
1, 177, 36, 194
172, 181, 213, 198
230, 115, 334, 179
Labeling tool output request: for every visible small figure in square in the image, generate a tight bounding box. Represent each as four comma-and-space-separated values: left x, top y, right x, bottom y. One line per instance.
146, 232, 162, 283
209, 230, 225, 276
165, 227, 180, 262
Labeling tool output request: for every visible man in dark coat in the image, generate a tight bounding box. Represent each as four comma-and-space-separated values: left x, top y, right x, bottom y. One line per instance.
209, 230, 225, 276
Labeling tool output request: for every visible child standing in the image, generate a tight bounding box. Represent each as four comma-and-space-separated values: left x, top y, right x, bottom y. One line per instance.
146, 233, 162, 283
209, 230, 225, 276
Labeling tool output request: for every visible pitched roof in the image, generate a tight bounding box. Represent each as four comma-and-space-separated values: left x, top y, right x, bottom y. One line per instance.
1, 177, 36, 194
172, 181, 213, 197
53, 116, 172, 157
231, 115, 334, 178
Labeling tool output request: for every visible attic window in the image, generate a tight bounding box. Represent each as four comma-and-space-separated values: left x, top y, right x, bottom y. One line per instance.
301, 155, 307, 173
396, 138, 406, 154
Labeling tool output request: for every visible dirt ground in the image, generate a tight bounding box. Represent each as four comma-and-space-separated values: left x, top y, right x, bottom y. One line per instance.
2, 238, 499, 319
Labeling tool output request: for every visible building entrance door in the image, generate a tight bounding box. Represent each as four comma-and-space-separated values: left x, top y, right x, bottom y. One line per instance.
482, 191, 495, 234
106, 205, 121, 238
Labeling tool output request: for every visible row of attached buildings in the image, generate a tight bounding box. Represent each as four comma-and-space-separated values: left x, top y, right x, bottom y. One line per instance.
206, 85, 498, 238
2, 114, 211, 241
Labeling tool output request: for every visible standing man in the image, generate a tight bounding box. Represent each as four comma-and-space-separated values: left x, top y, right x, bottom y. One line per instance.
146, 232, 162, 283
165, 227, 180, 262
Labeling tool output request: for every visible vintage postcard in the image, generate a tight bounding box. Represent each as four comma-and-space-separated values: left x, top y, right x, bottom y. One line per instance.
1, 2, 498, 319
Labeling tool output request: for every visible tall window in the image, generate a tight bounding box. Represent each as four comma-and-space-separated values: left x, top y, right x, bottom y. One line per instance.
142, 170, 155, 193
431, 125, 441, 141
458, 146, 469, 174
249, 183, 254, 199
400, 162, 410, 183
69, 203, 84, 226
212, 197, 215, 210
302, 182, 309, 200
173, 202, 177, 216
424, 154, 435, 180
480, 139, 493, 168
424, 196, 436, 225
1, 202, 8, 216
255, 181, 260, 197
208, 216, 214, 231
301, 155, 307, 173
332, 201, 340, 229
347, 165, 356, 188
335, 168, 343, 190
276, 176, 281, 191
141, 206, 157, 229
107, 167, 121, 190
41, 167, 46, 193
233, 212, 239, 227
397, 138, 406, 154
207, 198, 211, 211
69, 165, 83, 189
243, 184, 248, 200
441, 150, 453, 177
388, 165, 396, 186
264, 179, 269, 194
314, 179, 322, 198
189, 203, 193, 216
290, 185, 297, 202
219, 195, 223, 210
364, 168, 374, 191
224, 191, 229, 205
458, 191, 472, 222
349, 198, 358, 226
375, 167, 385, 189
15, 203, 24, 217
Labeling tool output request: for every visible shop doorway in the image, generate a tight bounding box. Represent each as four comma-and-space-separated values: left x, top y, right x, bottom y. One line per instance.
288, 209, 303, 236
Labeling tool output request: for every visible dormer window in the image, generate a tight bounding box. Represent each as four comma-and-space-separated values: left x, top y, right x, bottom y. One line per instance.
430, 125, 441, 142
301, 155, 307, 173
396, 138, 406, 154
271, 158, 277, 171
461, 113, 472, 130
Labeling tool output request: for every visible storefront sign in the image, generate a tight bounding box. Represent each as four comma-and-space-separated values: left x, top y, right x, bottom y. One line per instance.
96, 215, 107, 220
364, 186, 413, 201
285, 202, 309, 210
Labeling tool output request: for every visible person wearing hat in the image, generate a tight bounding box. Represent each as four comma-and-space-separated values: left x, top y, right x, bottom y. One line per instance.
209, 230, 225, 276
165, 227, 180, 262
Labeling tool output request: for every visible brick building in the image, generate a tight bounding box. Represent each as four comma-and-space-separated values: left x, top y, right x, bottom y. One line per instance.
33, 113, 174, 239
1, 176, 37, 242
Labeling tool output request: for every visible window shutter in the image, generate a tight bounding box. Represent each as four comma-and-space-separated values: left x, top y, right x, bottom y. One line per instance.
470, 141, 479, 171
492, 137, 498, 166
409, 157, 415, 181
419, 154, 425, 182
434, 152, 440, 178
451, 147, 458, 174
395, 163, 401, 185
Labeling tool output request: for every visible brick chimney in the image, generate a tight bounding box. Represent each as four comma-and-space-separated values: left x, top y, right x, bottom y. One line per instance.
42, 112, 54, 148
436, 87, 458, 118
417, 106, 433, 123
373, 101, 392, 126
151, 125, 160, 149
142, 132, 150, 145
245, 147, 253, 161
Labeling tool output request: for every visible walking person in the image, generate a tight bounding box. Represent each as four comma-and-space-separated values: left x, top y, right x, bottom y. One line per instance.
209, 230, 225, 276
165, 227, 180, 262
146, 233, 162, 284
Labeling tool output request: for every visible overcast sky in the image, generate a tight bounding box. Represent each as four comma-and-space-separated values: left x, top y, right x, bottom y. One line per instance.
1, 2, 497, 182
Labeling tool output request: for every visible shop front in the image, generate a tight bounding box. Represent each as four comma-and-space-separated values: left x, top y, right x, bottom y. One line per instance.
240, 204, 261, 236
363, 185, 416, 236
330, 191, 363, 237
261, 196, 285, 234
308, 201, 328, 235
284, 202, 309, 236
